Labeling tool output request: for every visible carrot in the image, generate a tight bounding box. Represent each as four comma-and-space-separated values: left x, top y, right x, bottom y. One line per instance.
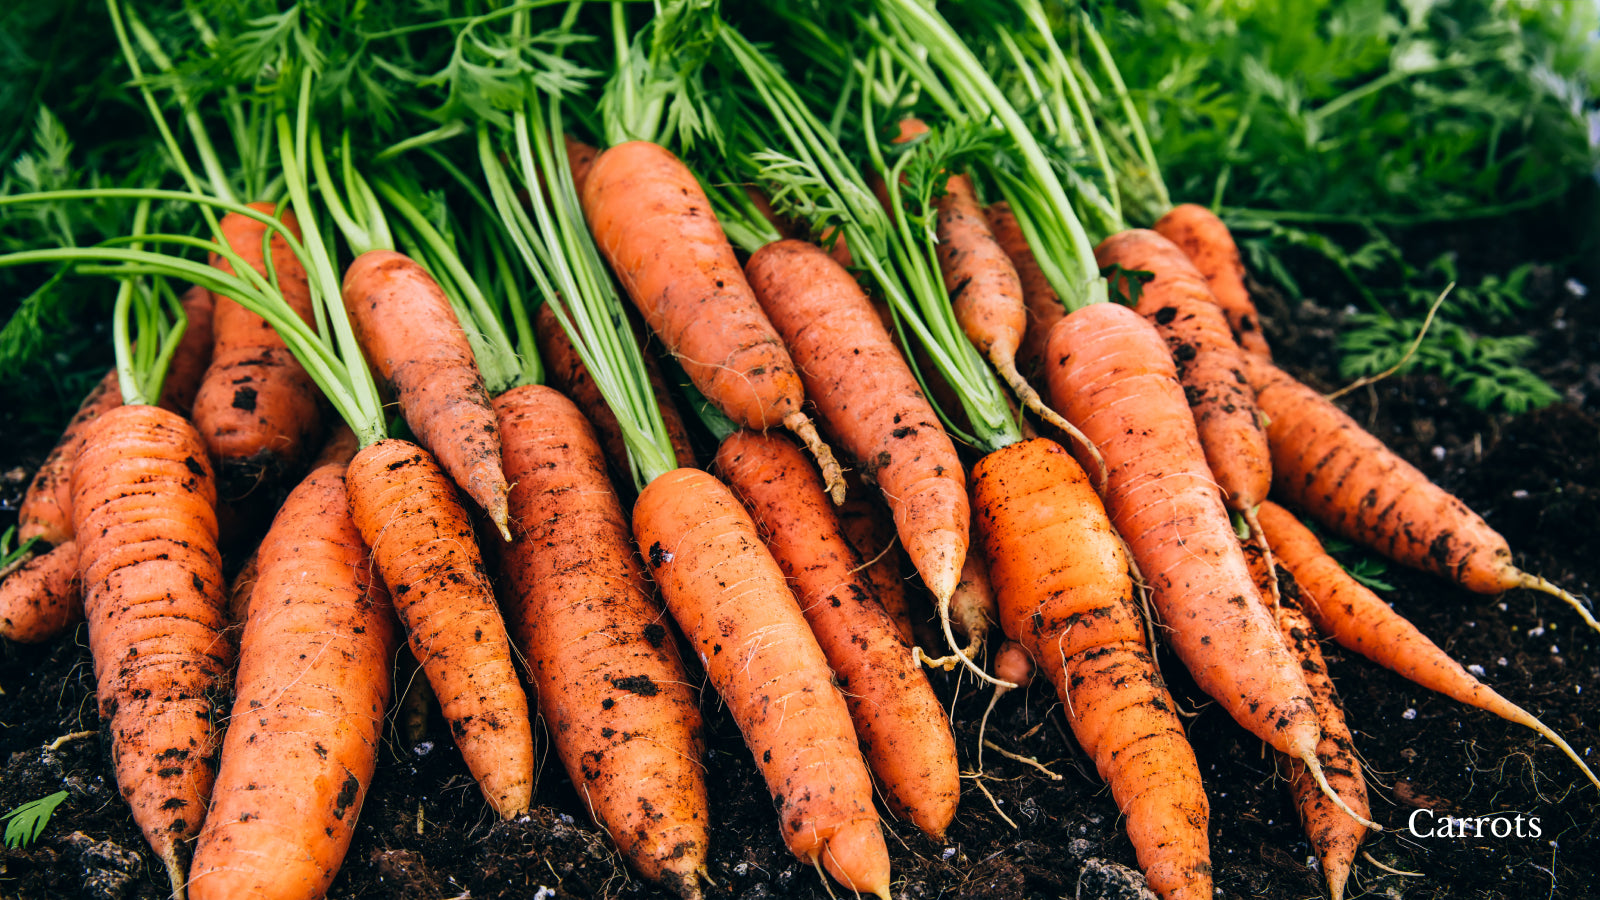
1094, 229, 1275, 598
715, 429, 960, 841
835, 471, 917, 644
743, 238, 969, 606
1243, 537, 1367, 900
580, 140, 844, 502
1153, 204, 1271, 358
341, 249, 511, 539
494, 384, 708, 898
973, 437, 1211, 900
635, 467, 890, 899
188, 451, 398, 900
1045, 302, 1375, 831
1257, 500, 1600, 790
938, 175, 1103, 483
534, 302, 698, 479
1242, 354, 1599, 632
3, 286, 215, 645
72, 403, 230, 898
944, 508, 998, 662
344, 439, 534, 817
985, 201, 1065, 387
192, 203, 323, 499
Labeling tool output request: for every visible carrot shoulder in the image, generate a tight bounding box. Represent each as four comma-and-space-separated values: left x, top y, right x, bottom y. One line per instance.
342, 249, 510, 538
1153, 204, 1271, 358
581, 141, 842, 499
634, 468, 889, 899
188, 456, 398, 900
715, 429, 960, 841
974, 437, 1211, 900
72, 404, 230, 897
1044, 303, 1319, 761
193, 203, 323, 499
494, 385, 708, 898
744, 238, 968, 603
345, 439, 534, 817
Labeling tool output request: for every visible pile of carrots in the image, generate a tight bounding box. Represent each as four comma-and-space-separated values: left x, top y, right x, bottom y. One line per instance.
1, 4, 1596, 900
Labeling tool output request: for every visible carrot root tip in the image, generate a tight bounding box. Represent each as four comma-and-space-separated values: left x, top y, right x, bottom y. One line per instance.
1515, 571, 1600, 634
783, 411, 847, 505
1303, 754, 1381, 832
999, 361, 1107, 493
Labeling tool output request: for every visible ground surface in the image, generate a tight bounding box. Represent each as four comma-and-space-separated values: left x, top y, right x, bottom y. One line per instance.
2, 198, 1598, 900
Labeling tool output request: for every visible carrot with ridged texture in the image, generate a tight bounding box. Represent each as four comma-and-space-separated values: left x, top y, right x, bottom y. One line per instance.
535, 302, 698, 478
73, 403, 230, 898
188, 450, 397, 900
1154, 204, 1271, 358
835, 472, 917, 644
495, 385, 708, 897
580, 140, 844, 501
193, 203, 323, 499
1243, 537, 1366, 900
1045, 303, 1376, 832
344, 439, 533, 817
636, 467, 890, 899
1257, 500, 1600, 789
342, 249, 511, 539
974, 437, 1211, 900
1242, 354, 1599, 632
716, 429, 960, 841
744, 238, 968, 608
985, 201, 1065, 386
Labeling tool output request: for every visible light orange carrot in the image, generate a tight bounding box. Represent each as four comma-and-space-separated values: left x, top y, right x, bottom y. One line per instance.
634, 467, 890, 898
716, 429, 960, 841
986, 201, 1066, 386
495, 384, 708, 898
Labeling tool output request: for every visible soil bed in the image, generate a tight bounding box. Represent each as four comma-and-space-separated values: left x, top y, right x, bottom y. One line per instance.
3, 204, 1598, 900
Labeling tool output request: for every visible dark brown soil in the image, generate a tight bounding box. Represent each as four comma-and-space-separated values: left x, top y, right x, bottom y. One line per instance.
4, 207, 1598, 900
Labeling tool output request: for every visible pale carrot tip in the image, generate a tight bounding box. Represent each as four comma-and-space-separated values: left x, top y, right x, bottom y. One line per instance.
0, 549, 33, 581
1000, 360, 1107, 493
161, 848, 187, 900
1303, 753, 1381, 832
1516, 571, 1600, 634
783, 411, 847, 506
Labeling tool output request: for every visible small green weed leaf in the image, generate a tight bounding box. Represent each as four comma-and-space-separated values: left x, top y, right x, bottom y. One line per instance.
2, 791, 68, 849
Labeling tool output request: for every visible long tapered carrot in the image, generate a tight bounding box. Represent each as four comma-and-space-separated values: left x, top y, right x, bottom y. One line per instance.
72, 403, 230, 898
715, 429, 960, 841
1244, 537, 1366, 900
341, 249, 511, 539
3, 285, 215, 644
1242, 354, 1598, 632
743, 238, 968, 604
835, 471, 917, 644
534, 302, 698, 478
985, 201, 1065, 386
1153, 204, 1271, 358
193, 203, 323, 498
635, 467, 890, 899
345, 438, 534, 817
1257, 500, 1600, 790
580, 140, 844, 501
974, 437, 1211, 900
188, 453, 398, 900
495, 385, 708, 898
1045, 303, 1375, 832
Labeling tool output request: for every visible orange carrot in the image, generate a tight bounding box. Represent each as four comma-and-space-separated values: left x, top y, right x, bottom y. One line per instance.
716, 429, 960, 841
743, 238, 969, 605
71, 403, 230, 897
188, 452, 398, 900
835, 471, 917, 644
1153, 204, 1271, 358
986, 201, 1065, 386
535, 302, 698, 479
158, 285, 216, 417
342, 249, 511, 538
494, 385, 708, 898
1257, 500, 1600, 789
193, 203, 323, 498
634, 467, 890, 898
580, 140, 844, 501
1242, 355, 1598, 631
345, 439, 534, 817
974, 437, 1211, 900
1045, 303, 1373, 831
1244, 537, 1367, 900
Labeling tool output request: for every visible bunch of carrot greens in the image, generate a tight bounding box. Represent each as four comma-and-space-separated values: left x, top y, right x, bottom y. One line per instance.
1, 2, 1598, 900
